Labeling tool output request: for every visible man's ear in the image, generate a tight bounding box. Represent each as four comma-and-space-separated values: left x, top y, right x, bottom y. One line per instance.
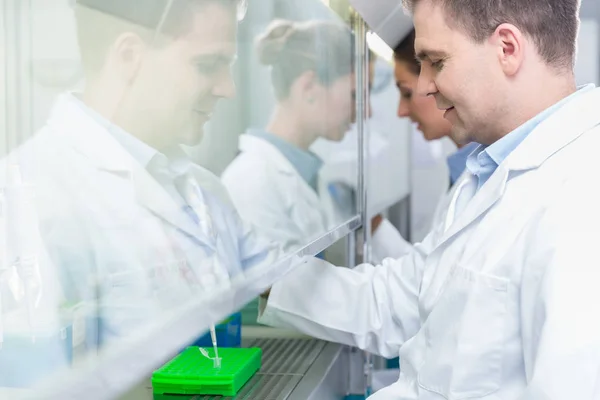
292, 70, 319, 104
490, 23, 524, 77
112, 32, 146, 84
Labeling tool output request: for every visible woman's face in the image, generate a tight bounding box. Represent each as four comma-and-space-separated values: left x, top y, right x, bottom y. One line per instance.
394, 60, 451, 141
316, 60, 375, 142
311, 73, 355, 142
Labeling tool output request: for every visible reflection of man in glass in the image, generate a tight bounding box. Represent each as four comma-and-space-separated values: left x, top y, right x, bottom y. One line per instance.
76, 0, 236, 149
2, 0, 280, 345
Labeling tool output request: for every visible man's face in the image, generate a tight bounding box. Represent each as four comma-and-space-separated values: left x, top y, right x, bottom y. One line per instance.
413, 0, 504, 145
126, 3, 237, 149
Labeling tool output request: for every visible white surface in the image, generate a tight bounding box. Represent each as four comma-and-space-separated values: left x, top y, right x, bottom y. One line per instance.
576, 19, 599, 86
349, 0, 413, 49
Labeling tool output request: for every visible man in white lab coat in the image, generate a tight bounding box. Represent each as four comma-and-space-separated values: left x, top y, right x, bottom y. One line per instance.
259, 0, 600, 398
0, 0, 286, 345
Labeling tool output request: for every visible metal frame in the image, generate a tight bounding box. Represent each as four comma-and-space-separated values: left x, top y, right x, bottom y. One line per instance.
351, 12, 376, 399
3, 0, 33, 155
581, 0, 600, 84
0, 0, 7, 157
579, 0, 600, 85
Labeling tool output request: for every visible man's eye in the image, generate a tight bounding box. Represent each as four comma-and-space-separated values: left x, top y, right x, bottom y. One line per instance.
401, 91, 412, 99
196, 63, 219, 74
431, 60, 444, 71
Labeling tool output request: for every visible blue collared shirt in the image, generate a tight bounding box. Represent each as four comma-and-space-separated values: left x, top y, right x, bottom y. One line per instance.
447, 142, 479, 186
466, 85, 594, 190
247, 129, 323, 191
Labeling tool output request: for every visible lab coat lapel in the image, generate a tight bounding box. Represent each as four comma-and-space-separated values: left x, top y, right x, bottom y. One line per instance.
437, 164, 508, 248
129, 164, 211, 247
48, 93, 208, 245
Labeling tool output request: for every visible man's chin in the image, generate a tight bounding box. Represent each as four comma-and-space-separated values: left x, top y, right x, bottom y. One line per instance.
179, 127, 206, 147
450, 126, 471, 146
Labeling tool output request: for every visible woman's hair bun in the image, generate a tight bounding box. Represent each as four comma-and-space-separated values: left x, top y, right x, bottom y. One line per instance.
255, 19, 296, 65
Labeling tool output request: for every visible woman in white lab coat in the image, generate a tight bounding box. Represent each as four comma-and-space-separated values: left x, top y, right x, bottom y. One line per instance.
222, 19, 377, 254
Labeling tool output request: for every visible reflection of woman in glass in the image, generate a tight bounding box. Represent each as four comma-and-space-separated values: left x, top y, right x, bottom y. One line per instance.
222, 19, 355, 253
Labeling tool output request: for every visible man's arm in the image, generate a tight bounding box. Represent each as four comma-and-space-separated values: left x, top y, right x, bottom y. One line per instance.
258, 233, 434, 358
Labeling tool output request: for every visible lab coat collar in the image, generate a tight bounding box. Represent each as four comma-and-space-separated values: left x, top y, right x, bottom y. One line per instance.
437, 84, 600, 248
47, 93, 135, 172
506, 84, 600, 171
239, 133, 297, 176
46, 93, 208, 244
238, 133, 323, 206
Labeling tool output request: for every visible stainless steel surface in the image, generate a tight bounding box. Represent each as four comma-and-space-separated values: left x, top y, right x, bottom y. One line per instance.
246, 338, 325, 375
119, 338, 350, 400
354, 12, 367, 236
347, 346, 367, 396
287, 343, 346, 400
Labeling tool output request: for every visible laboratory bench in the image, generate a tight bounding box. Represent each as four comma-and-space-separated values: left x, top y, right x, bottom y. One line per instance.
119, 327, 365, 400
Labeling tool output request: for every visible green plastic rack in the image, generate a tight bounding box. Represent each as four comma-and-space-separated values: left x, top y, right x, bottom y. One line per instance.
152, 347, 262, 396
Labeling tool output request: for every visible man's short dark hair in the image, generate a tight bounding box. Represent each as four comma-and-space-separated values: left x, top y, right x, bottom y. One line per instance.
403, 0, 581, 70
76, 0, 243, 36
75, 0, 241, 74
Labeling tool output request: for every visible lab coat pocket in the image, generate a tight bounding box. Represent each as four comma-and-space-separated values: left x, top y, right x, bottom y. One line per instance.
418, 266, 509, 399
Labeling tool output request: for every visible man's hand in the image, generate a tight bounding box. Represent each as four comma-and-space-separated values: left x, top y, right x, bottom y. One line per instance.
260, 288, 271, 299
371, 214, 383, 234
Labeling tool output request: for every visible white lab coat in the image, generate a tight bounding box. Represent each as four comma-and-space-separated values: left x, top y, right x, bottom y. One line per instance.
0, 94, 282, 343
222, 134, 411, 260
222, 134, 332, 253
259, 85, 600, 399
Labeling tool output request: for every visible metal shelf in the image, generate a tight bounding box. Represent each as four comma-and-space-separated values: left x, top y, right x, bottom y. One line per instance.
118, 337, 355, 400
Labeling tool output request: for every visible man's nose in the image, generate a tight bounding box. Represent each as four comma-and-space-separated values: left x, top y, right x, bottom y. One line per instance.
416, 65, 437, 98
213, 71, 236, 99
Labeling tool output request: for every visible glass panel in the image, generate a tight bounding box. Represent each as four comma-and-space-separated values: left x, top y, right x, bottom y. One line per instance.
0, 0, 363, 397
214, 0, 360, 257
364, 35, 411, 216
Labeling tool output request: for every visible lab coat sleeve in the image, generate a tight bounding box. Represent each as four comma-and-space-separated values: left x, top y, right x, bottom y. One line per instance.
371, 218, 413, 263
519, 177, 600, 399
233, 206, 288, 273
258, 235, 433, 358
